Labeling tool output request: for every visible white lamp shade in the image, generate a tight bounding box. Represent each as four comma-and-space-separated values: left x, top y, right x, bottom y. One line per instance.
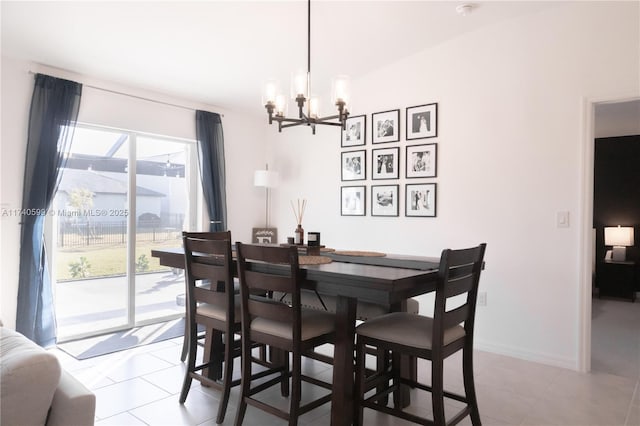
262, 80, 279, 105
331, 75, 351, 105
254, 170, 279, 188
604, 226, 634, 247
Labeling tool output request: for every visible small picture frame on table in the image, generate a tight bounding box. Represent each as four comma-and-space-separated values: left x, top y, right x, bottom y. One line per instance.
341, 186, 366, 216
372, 109, 400, 144
406, 143, 437, 178
406, 103, 437, 140
405, 183, 436, 217
372, 147, 399, 180
341, 115, 366, 147
371, 185, 399, 217
341, 150, 366, 181
252, 227, 278, 244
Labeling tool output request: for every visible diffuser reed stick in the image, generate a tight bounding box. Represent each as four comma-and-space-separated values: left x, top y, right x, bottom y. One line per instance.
290, 199, 307, 225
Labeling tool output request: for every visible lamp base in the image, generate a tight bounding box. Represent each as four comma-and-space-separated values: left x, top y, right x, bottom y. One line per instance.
611, 246, 627, 262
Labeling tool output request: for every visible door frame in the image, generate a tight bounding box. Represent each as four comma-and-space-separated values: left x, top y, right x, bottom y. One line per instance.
579, 93, 640, 372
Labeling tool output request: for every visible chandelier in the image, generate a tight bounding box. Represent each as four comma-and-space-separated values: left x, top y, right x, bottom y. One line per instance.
262, 0, 350, 134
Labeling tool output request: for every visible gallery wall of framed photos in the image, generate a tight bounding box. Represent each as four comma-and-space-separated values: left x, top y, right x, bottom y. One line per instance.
340, 102, 438, 217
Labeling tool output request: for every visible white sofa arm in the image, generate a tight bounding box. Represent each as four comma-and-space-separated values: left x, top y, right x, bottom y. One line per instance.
47, 370, 96, 426
0, 327, 61, 426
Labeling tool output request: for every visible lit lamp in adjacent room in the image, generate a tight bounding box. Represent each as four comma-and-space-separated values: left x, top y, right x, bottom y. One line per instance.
254, 164, 279, 228
604, 226, 634, 261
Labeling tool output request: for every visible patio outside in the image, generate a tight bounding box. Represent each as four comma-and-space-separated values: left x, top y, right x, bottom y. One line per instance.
54, 229, 185, 340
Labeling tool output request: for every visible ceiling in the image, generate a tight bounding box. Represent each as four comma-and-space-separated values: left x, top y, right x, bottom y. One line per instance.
1, 1, 558, 115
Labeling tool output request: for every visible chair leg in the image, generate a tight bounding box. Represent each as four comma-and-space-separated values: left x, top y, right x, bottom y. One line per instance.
216, 330, 235, 423
180, 328, 189, 362
234, 333, 252, 426
273, 348, 290, 397
179, 323, 198, 403
234, 398, 247, 426
431, 358, 446, 425
375, 346, 389, 406
353, 339, 366, 426
209, 329, 224, 380
463, 345, 481, 426
391, 351, 402, 409
288, 352, 301, 426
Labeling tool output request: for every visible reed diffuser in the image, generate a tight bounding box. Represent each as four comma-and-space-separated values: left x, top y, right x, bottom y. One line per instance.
291, 199, 307, 245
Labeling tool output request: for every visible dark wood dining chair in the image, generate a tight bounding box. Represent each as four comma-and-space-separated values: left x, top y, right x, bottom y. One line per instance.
179, 232, 273, 424
179, 231, 237, 423
354, 243, 487, 426
234, 242, 336, 426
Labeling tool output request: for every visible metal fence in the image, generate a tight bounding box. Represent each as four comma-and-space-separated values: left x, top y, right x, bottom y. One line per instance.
58, 216, 183, 248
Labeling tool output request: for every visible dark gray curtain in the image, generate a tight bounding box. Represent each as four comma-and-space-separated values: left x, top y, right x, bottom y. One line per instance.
195, 111, 227, 232
16, 74, 82, 346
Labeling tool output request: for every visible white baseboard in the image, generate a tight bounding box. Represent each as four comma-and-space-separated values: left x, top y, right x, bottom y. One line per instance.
474, 339, 578, 371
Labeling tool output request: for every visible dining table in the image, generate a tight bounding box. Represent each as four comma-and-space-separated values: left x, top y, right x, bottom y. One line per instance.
151, 246, 442, 426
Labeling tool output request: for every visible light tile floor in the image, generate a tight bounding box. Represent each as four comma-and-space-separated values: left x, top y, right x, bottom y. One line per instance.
49, 298, 640, 425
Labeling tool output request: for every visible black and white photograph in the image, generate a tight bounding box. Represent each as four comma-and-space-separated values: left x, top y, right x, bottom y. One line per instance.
252, 227, 278, 244
405, 183, 436, 217
341, 150, 366, 181
372, 147, 399, 180
406, 103, 437, 140
341, 115, 366, 147
371, 185, 399, 217
406, 143, 437, 178
341, 186, 366, 216
372, 109, 400, 144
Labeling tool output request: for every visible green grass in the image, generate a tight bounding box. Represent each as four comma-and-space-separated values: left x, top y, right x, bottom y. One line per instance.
55, 239, 180, 281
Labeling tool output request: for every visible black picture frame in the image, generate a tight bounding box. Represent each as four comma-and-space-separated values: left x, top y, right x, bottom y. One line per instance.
405, 183, 436, 217
371, 185, 399, 217
341, 115, 366, 147
372, 109, 400, 144
341, 149, 366, 181
341, 185, 366, 216
372, 147, 399, 180
406, 103, 437, 140
406, 143, 437, 178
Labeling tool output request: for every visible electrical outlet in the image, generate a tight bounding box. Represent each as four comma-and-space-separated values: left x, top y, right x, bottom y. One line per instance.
477, 292, 487, 306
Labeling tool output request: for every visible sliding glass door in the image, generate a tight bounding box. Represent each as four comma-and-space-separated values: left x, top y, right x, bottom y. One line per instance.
52, 125, 198, 340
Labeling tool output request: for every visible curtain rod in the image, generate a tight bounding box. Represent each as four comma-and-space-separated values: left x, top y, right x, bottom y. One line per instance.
27, 70, 223, 116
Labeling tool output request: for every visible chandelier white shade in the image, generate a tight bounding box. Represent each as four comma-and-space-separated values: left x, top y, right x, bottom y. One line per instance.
263, 0, 350, 134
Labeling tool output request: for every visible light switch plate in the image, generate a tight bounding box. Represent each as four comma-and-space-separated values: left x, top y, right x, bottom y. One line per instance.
557, 211, 570, 228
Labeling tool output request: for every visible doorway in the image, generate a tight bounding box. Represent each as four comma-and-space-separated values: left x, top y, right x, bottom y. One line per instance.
581, 97, 640, 373
51, 124, 199, 341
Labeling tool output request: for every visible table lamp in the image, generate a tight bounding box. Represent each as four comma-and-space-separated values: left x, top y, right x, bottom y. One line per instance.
254, 164, 279, 227
604, 226, 634, 261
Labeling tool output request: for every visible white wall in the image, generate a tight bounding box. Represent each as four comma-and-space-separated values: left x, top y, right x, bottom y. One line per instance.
0, 57, 268, 328
266, 2, 640, 369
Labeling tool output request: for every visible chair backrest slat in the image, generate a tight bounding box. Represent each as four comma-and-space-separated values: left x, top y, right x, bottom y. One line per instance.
444, 274, 474, 298
193, 286, 227, 306
248, 298, 294, 322
182, 231, 234, 321
443, 304, 470, 330
433, 243, 486, 350
244, 269, 295, 294
190, 262, 228, 283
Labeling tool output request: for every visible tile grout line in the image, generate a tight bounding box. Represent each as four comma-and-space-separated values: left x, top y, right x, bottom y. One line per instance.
623, 379, 639, 426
